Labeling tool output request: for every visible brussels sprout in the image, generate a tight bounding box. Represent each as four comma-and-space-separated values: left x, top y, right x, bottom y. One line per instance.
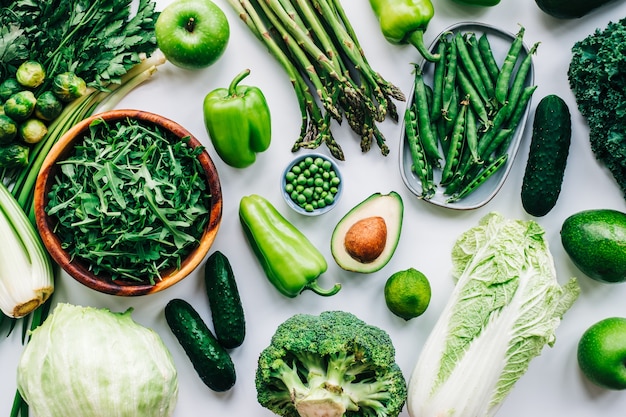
19, 118, 48, 144
4, 91, 36, 121
0, 143, 29, 169
0, 114, 18, 144
16, 61, 46, 88
0, 78, 22, 102
34, 91, 63, 121
52, 72, 87, 102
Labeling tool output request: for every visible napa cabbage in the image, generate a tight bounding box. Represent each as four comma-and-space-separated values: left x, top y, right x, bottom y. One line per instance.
407, 212, 580, 417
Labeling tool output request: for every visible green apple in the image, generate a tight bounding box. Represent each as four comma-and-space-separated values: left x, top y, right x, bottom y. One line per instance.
577, 317, 626, 390
155, 0, 230, 70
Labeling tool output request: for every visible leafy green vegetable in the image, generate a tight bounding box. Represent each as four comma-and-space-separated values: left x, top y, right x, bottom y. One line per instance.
568, 19, 626, 199
0, 0, 159, 90
407, 212, 580, 417
46, 117, 212, 284
16, 303, 179, 417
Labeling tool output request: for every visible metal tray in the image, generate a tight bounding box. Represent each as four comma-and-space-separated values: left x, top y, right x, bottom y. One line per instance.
399, 21, 535, 210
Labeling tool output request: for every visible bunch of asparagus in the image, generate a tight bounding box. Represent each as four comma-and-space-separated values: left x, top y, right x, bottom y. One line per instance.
228, 0, 405, 160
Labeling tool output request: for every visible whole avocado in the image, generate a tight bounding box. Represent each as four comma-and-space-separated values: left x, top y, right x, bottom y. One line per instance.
535, 0, 618, 19
560, 209, 626, 283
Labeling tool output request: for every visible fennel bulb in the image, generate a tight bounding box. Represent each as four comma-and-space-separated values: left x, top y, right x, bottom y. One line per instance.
0, 181, 53, 318
17, 303, 178, 417
407, 212, 580, 417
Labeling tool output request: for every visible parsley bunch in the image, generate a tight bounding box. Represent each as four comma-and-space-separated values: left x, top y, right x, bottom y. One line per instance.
0, 0, 158, 89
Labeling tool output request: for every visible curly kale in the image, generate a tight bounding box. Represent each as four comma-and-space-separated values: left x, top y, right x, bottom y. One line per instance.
568, 18, 626, 199
255, 311, 407, 417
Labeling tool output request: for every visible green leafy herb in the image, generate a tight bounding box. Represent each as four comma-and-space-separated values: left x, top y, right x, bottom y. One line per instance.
0, 0, 158, 89
46, 117, 212, 284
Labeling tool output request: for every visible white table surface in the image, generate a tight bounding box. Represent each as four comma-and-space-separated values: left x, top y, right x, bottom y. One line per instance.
2, 1, 626, 416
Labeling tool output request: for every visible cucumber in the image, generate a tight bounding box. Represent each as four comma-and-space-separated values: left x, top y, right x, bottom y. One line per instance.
534, 0, 617, 19
164, 298, 236, 392
204, 251, 245, 349
521, 94, 571, 217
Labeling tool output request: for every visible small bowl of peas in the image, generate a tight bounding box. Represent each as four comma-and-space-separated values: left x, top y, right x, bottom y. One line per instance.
281, 153, 343, 216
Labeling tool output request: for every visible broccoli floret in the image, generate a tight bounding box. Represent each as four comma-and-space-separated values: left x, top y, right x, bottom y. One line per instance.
255, 310, 407, 417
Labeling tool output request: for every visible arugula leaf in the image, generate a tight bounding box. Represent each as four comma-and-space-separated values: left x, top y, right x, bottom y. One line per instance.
46, 118, 212, 285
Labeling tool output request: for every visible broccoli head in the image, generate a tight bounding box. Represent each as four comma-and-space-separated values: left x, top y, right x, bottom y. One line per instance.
255, 310, 407, 417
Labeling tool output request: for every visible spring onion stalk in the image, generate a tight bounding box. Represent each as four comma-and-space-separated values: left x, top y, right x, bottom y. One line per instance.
0, 181, 53, 319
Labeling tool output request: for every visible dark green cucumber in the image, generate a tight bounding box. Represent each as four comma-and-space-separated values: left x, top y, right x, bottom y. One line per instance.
534, 0, 618, 19
205, 251, 245, 349
164, 298, 236, 392
521, 94, 571, 217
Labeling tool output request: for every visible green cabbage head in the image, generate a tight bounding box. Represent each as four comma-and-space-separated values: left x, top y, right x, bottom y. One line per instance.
17, 303, 178, 417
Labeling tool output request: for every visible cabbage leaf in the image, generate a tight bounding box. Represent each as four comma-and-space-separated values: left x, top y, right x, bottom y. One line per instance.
407, 212, 580, 417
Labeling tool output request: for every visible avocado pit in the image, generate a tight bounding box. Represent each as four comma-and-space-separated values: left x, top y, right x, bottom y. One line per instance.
344, 216, 387, 263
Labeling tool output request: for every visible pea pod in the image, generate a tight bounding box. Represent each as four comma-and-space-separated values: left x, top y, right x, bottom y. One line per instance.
239, 194, 341, 298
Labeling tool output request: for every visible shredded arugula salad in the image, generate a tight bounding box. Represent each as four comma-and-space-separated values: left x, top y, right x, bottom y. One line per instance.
46, 118, 212, 284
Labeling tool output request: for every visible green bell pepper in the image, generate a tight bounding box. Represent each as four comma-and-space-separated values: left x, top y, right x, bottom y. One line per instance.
239, 194, 341, 298
203, 69, 271, 168
369, 0, 440, 62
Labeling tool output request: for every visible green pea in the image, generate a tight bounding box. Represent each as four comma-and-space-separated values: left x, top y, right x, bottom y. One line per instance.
297, 194, 307, 205
305, 203, 314, 212
302, 187, 314, 199
322, 182, 330, 191
309, 163, 319, 174
324, 194, 335, 205
285, 171, 296, 182
303, 168, 311, 178
297, 175, 307, 185
291, 165, 301, 175
314, 177, 324, 187
314, 157, 324, 166
306, 177, 314, 186
330, 176, 340, 186
317, 199, 327, 208
290, 191, 299, 201
296, 184, 304, 192
330, 186, 338, 194
322, 171, 330, 179
285, 183, 294, 193
322, 160, 332, 171
304, 156, 313, 166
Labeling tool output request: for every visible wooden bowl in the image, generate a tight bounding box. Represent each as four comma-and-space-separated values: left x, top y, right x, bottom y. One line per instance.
34, 109, 222, 296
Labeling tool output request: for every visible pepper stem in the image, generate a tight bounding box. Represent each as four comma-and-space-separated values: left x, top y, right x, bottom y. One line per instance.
228, 68, 251, 96
305, 280, 341, 297
407, 30, 440, 62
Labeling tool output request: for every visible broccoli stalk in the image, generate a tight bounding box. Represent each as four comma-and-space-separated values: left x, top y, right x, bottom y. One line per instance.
255, 311, 407, 417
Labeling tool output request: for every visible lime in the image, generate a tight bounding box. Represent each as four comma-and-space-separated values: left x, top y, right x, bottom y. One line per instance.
384, 268, 431, 320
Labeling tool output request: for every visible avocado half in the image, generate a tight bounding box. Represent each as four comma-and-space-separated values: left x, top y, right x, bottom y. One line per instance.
330, 191, 403, 273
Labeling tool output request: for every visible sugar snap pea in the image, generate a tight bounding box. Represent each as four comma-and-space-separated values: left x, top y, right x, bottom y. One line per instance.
448, 154, 508, 202
454, 32, 489, 104
495, 26, 526, 105
406, 25, 536, 204
412, 65, 441, 166
478, 32, 500, 84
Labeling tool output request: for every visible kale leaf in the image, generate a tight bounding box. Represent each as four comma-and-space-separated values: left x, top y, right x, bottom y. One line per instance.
569, 18, 626, 199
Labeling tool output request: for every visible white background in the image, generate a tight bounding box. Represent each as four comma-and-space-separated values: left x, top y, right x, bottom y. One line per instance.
3, 0, 626, 416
